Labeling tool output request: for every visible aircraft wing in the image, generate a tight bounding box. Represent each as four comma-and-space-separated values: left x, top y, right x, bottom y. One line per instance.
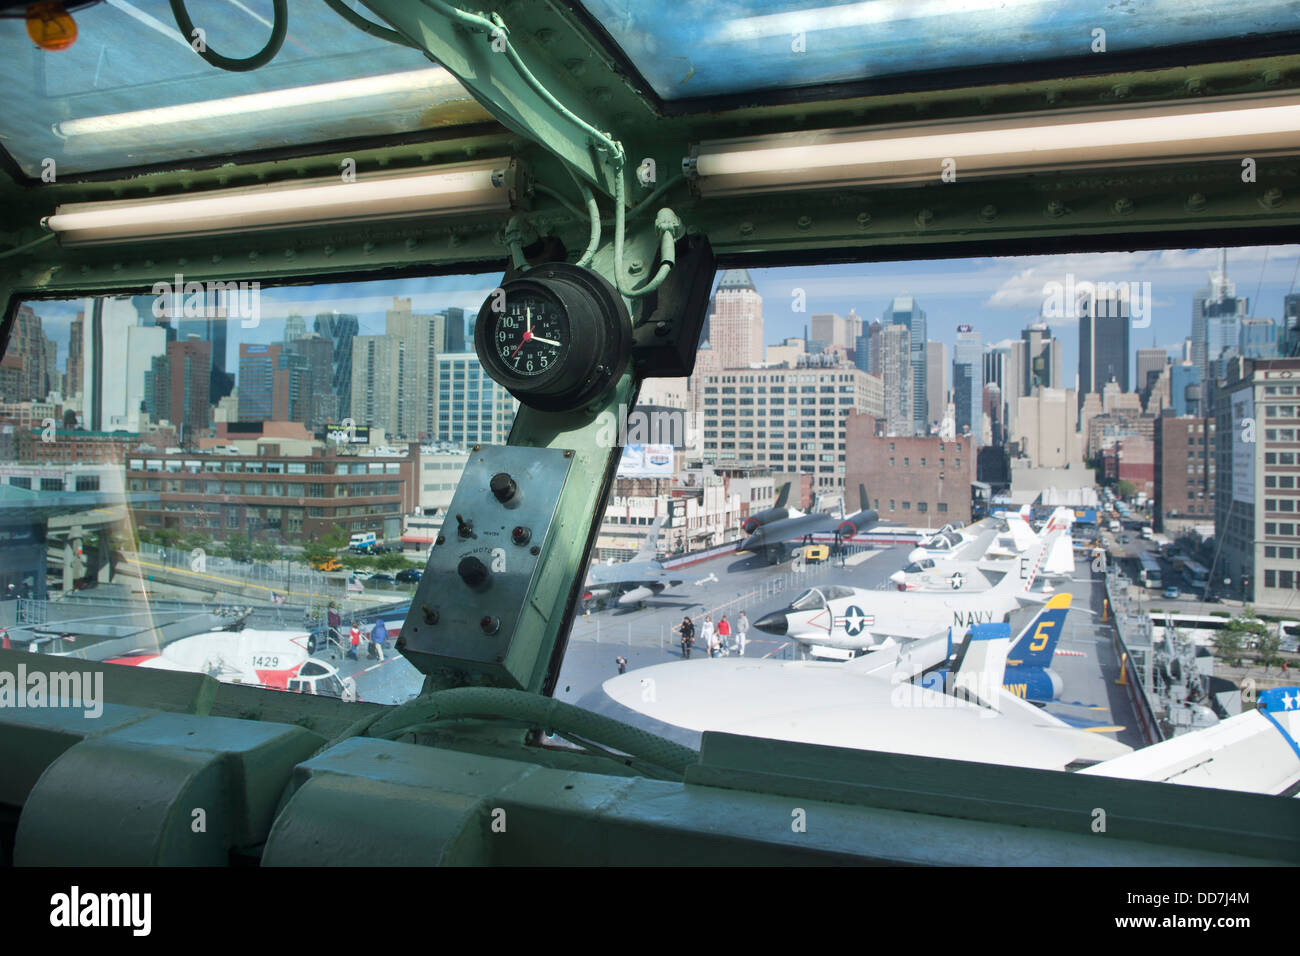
1079, 688, 1300, 794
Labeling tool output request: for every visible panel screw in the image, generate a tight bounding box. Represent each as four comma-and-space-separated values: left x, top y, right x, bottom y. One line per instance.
530, 545, 540, 556
628, 260, 644, 275
1112, 197, 1134, 216
915, 208, 934, 227
1261, 188, 1284, 209
1045, 200, 1066, 218
796, 216, 812, 231
563, 450, 574, 458
436, 535, 446, 545
1185, 193, 1207, 212
738, 221, 754, 236
856, 212, 871, 228
979, 204, 998, 222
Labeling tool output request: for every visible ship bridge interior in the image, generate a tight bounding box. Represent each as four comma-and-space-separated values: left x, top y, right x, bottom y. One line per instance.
0, 0, 1298, 866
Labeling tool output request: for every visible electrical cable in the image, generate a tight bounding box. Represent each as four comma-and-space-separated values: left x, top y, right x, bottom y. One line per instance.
321, 0, 417, 48
168, 0, 287, 72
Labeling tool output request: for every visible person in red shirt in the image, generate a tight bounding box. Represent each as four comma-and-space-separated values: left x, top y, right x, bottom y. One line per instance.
347, 621, 361, 660
717, 616, 732, 656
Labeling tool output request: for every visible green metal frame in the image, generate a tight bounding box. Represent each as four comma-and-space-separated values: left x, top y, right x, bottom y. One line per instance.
1, 1, 1299, 865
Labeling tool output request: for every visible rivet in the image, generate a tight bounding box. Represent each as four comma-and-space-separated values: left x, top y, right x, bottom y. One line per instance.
565, 58, 586, 76
363, 242, 375, 254
1261, 188, 1284, 209
738, 221, 754, 236
1263, 69, 1282, 87
284, 249, 295, 259
856, 212, 871, 228
796, 216, 812, 230
979, 204, 998, 222
1045, 200, 1066, 219
322, 245, 334, 257
563, 450, 574, 458
1185, 193, 1207, 212
1112, 197, 1134, 216
530, 545, 540, 555
247, 251, 258, 261
591, 87, 612, 103
1185, 77, 1204, 95
1111, 84, 1130, 100
449, 233, 464, 247
405, 237, 419, 251
535, 27, 555, 46
211, 253, 222, 263
654, 321, 671, 337
915, 208, 934, 227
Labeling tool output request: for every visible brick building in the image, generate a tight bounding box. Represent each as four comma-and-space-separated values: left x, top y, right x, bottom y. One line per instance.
124, 444, 418, 544
844, 413, 976, 524
1153, 416, 1216, 531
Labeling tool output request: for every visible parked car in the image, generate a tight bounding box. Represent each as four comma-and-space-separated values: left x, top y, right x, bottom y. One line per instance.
1163, 586, 1181, 599
369, 573, 396, 587
349, 568, 375, 581
395, 568, 423, 583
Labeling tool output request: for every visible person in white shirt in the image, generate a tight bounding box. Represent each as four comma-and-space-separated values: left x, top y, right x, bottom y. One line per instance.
736, 611, 749, 657
700, 615, 716, 658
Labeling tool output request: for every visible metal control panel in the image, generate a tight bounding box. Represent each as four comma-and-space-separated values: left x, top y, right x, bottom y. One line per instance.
398, 444, 574, 688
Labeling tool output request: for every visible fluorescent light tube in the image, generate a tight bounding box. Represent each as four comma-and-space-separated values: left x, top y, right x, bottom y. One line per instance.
688, 93, 1300, 195
53, 68, 469, 140
43, 159, 518, 245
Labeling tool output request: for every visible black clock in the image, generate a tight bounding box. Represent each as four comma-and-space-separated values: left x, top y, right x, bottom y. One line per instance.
475, 262, 631, 412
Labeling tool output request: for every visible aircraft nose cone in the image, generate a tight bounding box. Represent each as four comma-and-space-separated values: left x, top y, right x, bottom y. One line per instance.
754, 611, 787, 635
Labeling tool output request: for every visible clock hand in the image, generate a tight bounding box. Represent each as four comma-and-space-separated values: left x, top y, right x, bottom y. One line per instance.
509, 327, 533, 359
530, 336, 561, 346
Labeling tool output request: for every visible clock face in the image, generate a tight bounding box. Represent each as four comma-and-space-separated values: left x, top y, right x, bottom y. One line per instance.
491, 293, 569, 378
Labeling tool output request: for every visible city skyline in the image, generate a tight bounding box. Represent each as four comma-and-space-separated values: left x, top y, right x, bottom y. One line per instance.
12, 244, 1300, 406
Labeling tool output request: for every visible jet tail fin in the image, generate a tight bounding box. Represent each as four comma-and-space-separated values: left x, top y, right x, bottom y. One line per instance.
632, 516, 666, 562
859, 483, 870, 512
1006, 592, 1072, 668
775, 482, 791, 509
950, 622, 1012, 709
995, 509, 1070, 599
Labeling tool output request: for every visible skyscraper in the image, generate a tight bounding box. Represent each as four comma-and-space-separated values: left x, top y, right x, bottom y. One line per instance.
283, 314, 306, 344
1136, 347, 1169, 402
1191, 250, 1248, 386
237, 343, 282, 422
1021, 322, 1061, 393
882, 296, 926, 434
1282, 294, 1300, 358
443, 307, 467, 353
952, 325, 983, 445
81, 297, 166, 432
925, 340, 946, 426
1079, 288, 1130, 404
880, 323, 913, 437
707, 270, 764, 367
314, 311, 358, 421
386, 297, 442, 441
286, 334, 337, 429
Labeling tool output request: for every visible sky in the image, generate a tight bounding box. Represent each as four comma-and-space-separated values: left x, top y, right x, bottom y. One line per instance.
17, 243, 1300, 386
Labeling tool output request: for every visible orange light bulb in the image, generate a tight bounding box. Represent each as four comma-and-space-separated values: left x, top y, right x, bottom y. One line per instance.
26, 1, 78, 52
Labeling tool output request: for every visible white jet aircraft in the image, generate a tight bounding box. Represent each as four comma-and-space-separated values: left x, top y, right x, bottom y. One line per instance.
890, 508, 1074, 591
594, 596, 1131, 772
755, 510, 1070, 653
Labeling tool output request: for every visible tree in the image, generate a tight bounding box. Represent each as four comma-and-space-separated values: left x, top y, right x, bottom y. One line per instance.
1257, 632, 1283, 671
251, 540, 281, 564
320, 524, 349, 552
1116, 479, 1136, 498
1213, 628, 1245, 668
223, 532, 253, 563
